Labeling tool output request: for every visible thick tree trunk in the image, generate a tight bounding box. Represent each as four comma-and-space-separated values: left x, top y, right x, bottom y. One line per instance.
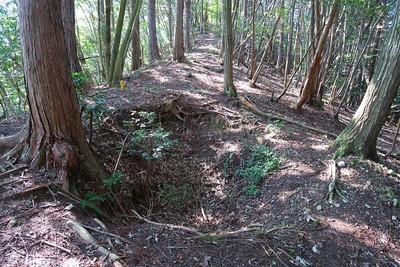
14, 0, 107, 191
295, 0, 339, 111
148, 0, 162, 61
331, 0, 400, 161
223, 0, 237, 97
173, 0, 186, 62
61, 0, 82, 72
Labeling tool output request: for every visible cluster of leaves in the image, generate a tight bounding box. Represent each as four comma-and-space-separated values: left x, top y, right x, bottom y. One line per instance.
238, 144, 282, 196
81, 171, 125, 214
124, 111, 179, 161
72, 71, 109, 126
0, 1, 25, 116
158, 183, 191, 205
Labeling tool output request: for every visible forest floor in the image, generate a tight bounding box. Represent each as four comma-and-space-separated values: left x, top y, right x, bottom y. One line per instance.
1, 33, 400, 267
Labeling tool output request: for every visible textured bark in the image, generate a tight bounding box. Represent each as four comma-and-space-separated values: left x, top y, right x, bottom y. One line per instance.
61, 0, 82, 72
332, 0, 400, 161
148, 0, 161, 61
295, 0, 339, 111
131, 0, 142, 71
184, 0, 192, 52
173, 0, 186, 62
223, 0, 236, 97
17, 0, 106, 191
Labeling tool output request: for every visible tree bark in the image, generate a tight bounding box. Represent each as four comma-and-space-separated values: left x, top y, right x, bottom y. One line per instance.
331, 0, 400, 161
14, 0, 107, 192
295, 0, 339, 111
223, 0, 237, 97
105, 0, 112, 76
131, 0, 142, 70
184, 0, 192, 52
173, 0, 186, 62
148, 0, 162, 61
61, 0, 82, 72
107, 0, 128, 83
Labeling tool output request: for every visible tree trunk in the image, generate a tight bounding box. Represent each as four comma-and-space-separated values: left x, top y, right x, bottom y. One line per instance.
61, 0, 82, 72
105, 0, 112, 76
331, 0, 400, 161
283, 0, 295, 86
223, 0, 237, 97
110, 0, 142, 85
14, 0, 106, 192
148, 0, 162, 61
184, 0, 192, 52
131, 0, 142, 70
173, 0, 186, 62
295, 0, 339, 111
107, 0, 128, 83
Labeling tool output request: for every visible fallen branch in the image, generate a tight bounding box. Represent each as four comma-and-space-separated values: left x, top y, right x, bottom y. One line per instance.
72, 220, 133, 245
67, 219, 124, 267
238, 95, 337, 138
0, 165, 28, 180
132, 210, 289, 240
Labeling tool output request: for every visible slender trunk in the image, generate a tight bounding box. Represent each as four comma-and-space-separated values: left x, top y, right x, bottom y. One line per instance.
249, 16, 280, 88
184, 0, 192, 52
173, 0, 186, 62
283, 0, 295, 86
131, 0, 142, 70
107, 0, 128, 83
148, 0, 162, 61
295, 0, 339, 111
223, 0, 237, 97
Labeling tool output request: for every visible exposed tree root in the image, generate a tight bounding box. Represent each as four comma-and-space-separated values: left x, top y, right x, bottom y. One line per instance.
238, 95, 337, 138
67, 219, 124, 267
0, 127, 26, 149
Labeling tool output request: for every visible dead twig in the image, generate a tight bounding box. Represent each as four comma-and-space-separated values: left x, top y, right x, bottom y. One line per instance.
40, 239, 72, 254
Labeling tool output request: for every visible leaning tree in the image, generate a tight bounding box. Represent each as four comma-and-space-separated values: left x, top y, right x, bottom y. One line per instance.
331, 0, 400, 161
0, 0, 106, 192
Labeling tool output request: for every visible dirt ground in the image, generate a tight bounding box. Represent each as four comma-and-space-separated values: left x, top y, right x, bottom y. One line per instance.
1, 34, 400, 267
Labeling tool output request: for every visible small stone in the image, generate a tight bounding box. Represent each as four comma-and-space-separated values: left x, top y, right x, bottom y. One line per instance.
365, 204, 371, 209
65, 204, 74, 211
388, 169, 394, 175
334, 203, 341, 208
337, 161, 346, 168
392, 216, 397, 221
316, 205, 322, 211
